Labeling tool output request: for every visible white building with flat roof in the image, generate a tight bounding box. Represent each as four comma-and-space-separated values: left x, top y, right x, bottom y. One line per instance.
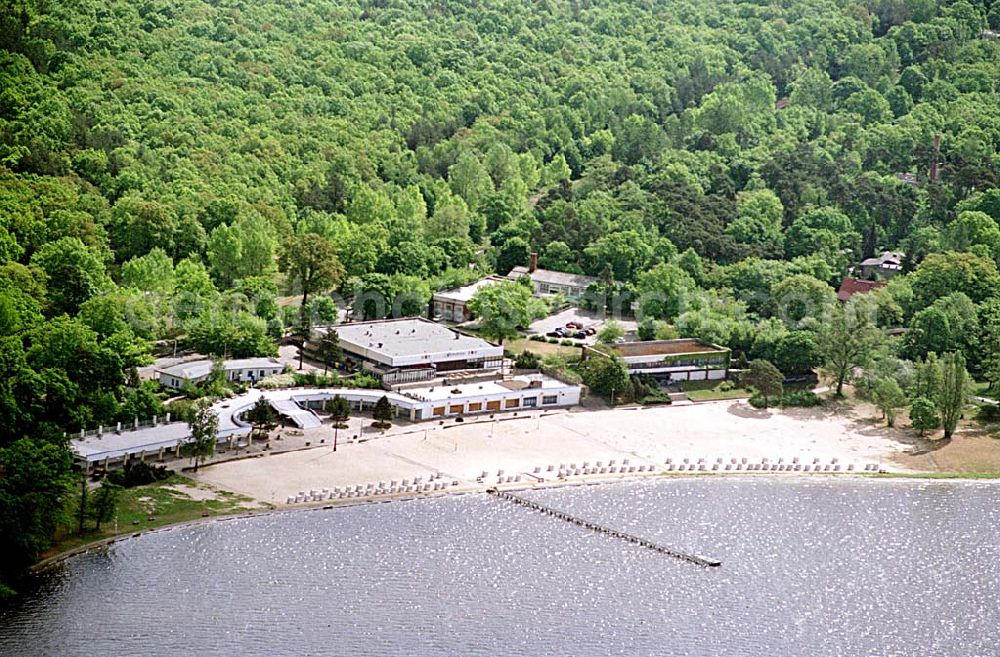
326, 318, 503, 382
156, 357, 284, 389
585, 339, 731, 384
71, 373, 583, 471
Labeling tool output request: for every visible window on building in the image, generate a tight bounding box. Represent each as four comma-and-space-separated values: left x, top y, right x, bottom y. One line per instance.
524, 397, 538, 407
542, 395, 558, 405
505, 398, 520, 408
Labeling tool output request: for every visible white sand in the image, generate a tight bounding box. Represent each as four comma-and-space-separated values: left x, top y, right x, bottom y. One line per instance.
191, 400, 911, 504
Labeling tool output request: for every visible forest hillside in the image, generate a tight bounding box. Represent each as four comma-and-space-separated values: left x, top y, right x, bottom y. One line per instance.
1, 0, 999, 591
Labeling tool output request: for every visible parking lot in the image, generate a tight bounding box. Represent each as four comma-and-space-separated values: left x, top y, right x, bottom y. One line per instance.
526, 307, 637, 345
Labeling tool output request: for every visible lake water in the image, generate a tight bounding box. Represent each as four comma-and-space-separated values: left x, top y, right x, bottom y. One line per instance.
2, 477, 999, 657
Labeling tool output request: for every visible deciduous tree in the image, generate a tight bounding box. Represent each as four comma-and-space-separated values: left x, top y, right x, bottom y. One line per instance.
279, 233, 345, 328
596, 321, 625, 345
183, 402, 218, 472
938, 352, 970, 440
468, 280, 541, 344
817, 297, 886, 396
89, 481, 121, 531
909, 396, 940, 436
873, 377, 907, 427
581, 353, 631, 403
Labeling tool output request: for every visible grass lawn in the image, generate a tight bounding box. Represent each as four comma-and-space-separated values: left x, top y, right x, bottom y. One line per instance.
971, 380, 999, 401
679, 379, 752, 402
45, 474, 264, 560
867, 471, 1000, 480
506, 337, 584, 360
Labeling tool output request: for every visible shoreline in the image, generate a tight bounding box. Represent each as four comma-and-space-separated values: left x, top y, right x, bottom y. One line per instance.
187, 399, 922, 503
30, 469, 1000, 574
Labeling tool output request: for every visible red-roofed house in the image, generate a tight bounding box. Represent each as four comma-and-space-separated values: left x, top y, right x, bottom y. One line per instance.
837, 277, 886, 302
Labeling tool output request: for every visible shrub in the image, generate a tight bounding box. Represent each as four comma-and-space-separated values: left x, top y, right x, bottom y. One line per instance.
559, 339, 575, 346
106, 461, 172, 488
165, 398, 197, 423
779, 391, 822, 407
257, 373, 296, 389
631, 374, 670, 404
977, 403, 1000, 422
547, 337, 560, 344
529, 334, 546, 342
346, 372, 382, 389
514, 350, 541, 369
750, 391, 823, 408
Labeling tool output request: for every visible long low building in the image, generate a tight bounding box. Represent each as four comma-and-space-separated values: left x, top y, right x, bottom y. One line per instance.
321, 317, 503, 384
431, 275, 507, 322
156, 357, 284, 389
71, 374, 582, 471
507, 253, 597, 301
585, 339, 730, 384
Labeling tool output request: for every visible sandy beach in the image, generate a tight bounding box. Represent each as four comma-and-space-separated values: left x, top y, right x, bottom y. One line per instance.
191, 399, 912, 504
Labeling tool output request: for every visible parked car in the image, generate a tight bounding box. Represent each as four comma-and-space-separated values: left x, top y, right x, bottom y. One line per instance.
565, 321, 582, 329
553, 326, 568, 335
546, 330, 562, 338
573, 331, 587, 339
583, 327, 596, 335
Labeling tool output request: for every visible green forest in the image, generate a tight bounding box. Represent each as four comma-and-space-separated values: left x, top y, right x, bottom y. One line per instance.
1, 0, 999, 591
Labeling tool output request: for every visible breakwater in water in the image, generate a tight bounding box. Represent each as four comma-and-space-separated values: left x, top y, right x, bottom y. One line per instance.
4, 478, 1000, 657
488, 487, 721, 567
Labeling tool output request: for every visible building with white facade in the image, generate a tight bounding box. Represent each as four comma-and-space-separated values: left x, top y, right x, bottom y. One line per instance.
156, 358, 284, 389
431, 275, 507, 322
858, 251, 905, 279
71, 374, 583, 472
507, 253, 597, 301
585, 339, 730, 384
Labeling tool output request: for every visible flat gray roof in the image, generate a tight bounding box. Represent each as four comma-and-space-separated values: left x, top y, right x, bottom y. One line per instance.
431, 276, 507, 303
329, 318, 502, 367
156, 358, 282, 380
71, 422, 193, 463
508, 266, 597, 289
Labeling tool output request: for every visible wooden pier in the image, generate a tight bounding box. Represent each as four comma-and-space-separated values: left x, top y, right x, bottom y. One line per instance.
488, 488, 721, 568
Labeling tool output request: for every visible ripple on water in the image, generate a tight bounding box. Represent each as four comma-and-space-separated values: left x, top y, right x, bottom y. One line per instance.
1, 478, 999, 657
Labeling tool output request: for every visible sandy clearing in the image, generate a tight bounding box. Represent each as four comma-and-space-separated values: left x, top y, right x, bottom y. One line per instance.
191, 400, 912, 503
162, 483, 219, 502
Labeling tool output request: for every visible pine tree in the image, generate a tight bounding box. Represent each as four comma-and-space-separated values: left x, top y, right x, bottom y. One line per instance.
746, 359, 784, 408
245, 397, 277, 439
373, 396, 393, 428
319, 329, 343, 375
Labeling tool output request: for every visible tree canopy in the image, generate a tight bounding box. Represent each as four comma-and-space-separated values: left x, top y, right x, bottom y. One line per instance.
2, 0, 1000, 592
